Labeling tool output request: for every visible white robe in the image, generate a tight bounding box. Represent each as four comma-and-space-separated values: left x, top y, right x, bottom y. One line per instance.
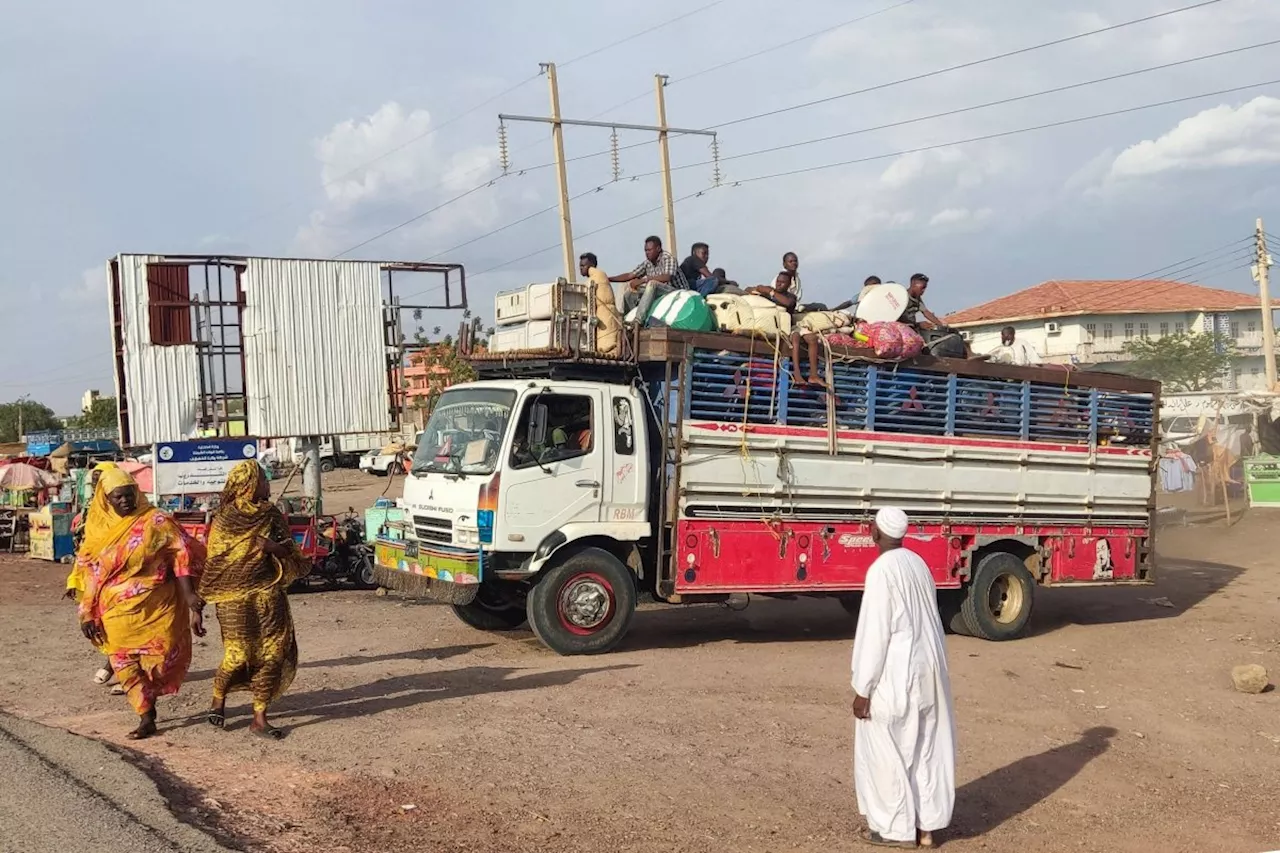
851, 547, 956, 842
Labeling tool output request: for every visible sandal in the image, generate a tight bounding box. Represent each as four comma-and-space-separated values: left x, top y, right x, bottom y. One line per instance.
250, 725, 285, 741
93, 667, 113, 685
206, 711, 225, 729
862, 830, 917, 849
109, 684, 126, 696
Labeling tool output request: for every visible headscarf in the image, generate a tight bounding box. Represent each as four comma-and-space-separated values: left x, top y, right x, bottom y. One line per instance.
67, 462, 122, 596
200, 461, 287, 601
78, 466, 154, 557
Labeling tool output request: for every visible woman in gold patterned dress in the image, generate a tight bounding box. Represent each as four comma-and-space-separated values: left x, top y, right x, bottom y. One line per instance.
200, 461, 310, 739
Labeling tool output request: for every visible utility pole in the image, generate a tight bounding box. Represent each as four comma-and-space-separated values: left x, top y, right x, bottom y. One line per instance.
545, 63, 575, 285
15, 394, 29, 442
654, 74, 677, 255
499, 67, 719, 280
1254, 218, 1276, 391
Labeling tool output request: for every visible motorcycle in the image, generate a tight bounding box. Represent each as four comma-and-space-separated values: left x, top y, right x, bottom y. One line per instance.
291, 507, 377, 592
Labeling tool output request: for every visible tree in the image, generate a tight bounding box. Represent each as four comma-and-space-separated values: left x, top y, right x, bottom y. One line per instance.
72, 396, 118, 429
1119, 332, 1236, 392
0, 399, 60, 443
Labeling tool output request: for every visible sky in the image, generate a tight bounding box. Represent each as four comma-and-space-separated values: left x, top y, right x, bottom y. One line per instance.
1, 0, 1278, 413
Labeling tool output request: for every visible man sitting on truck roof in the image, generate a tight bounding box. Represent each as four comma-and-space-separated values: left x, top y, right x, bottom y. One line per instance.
680, 242, 720, 297
898, 273, 945, 330
610, 235, 688, 320
832, 275, 882, 313
747, 271, 798, 313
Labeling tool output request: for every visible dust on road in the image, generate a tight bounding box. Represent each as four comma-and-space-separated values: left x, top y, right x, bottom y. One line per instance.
0, 505, 1277, 853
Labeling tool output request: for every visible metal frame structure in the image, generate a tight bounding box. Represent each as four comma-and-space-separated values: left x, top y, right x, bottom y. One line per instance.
111, 254, 468, 445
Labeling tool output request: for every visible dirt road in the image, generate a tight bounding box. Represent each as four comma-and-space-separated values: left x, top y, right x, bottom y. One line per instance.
1, 511, 1277, 852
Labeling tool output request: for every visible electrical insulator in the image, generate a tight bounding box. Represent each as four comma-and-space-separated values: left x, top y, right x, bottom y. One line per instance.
498, 122, 510, 175
710, 135, 722, 187
610, 128, 621, 182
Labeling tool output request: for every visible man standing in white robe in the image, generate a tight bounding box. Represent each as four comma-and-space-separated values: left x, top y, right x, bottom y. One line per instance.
851, 507, 956, 848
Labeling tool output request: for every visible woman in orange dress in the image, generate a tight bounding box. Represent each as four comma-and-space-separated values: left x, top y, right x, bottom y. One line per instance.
74, 467, 206, 739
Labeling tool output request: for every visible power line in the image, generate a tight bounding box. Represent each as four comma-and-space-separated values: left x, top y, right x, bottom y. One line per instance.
412, 40, 1274, 265
560, 0, 725, 69
649, 38, 1280, 178
707, 0, 1226, 130
332, 180, 500, 258
235, 4, 726, 239
586, 0, 917, 121
722, 78, 1280, 188
441, 70, 1277, 265
466, 79, 1279, 281
372, 2, 1233, 260
467, 186, 718, 281
331, 0, 1232, 260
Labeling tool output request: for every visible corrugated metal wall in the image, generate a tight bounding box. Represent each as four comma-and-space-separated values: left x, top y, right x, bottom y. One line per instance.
242, 258, 391, 437
112, 254, 203, 445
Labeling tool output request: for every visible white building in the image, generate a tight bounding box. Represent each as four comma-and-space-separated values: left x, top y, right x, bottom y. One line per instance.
81, 388, 100, 413
946, 279, 1278, 391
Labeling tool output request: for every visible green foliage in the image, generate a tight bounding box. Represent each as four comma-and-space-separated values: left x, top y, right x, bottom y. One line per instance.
0, 399, 60, 443
72, 396, 118, 429
1119, 332, 1236, 392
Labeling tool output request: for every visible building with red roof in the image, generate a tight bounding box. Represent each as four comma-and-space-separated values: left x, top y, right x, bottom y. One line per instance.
945, 279, 1278, 390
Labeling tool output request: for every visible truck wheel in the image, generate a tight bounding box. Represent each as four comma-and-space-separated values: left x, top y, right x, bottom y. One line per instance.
319, 458, 336, 473
838, 594, 862, 619
453, 600, 528, 631
527, 548, 637, 655
958, 552, 1035, 641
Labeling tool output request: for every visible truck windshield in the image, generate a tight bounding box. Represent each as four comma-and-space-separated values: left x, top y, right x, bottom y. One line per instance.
411, 388, 516, 477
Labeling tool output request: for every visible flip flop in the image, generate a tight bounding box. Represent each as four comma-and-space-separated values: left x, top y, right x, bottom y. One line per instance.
206, 712, 225, 729
109, 684, 126, 696
93, 667, 113, 685
862, 830, 916, 849
250, 725, 285, 741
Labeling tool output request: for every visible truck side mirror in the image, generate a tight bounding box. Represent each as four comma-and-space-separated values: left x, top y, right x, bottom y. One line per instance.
529, 403, 548, 448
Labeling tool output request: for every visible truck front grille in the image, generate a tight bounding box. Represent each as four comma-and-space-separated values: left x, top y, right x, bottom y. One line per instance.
413, 515, 453, 544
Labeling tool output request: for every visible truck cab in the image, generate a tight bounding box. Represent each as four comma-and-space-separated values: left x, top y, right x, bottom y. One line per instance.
380, 378, 654, 653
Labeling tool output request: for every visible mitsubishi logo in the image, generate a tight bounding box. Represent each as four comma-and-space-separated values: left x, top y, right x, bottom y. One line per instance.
428, 490, 434, 501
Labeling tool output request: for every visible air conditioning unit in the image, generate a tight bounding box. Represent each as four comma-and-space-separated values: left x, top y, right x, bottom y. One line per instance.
1046, 321, 1062, 335
958, 330, 971, 341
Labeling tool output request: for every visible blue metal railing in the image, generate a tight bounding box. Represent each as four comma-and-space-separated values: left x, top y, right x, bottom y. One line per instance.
685, 350, 1154, 447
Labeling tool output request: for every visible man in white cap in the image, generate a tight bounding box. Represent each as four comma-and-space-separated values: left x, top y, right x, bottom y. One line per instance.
851, 506, 956, 848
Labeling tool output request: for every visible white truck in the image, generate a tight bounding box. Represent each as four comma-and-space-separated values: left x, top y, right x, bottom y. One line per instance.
290, 428, 416, 472
371, 329, 1159, 655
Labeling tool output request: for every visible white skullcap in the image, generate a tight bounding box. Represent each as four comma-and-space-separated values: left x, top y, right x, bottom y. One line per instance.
875, 506, 909, 539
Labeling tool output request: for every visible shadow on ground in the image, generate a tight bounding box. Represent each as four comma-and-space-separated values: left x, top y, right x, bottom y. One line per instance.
186, 642, 493, 684
272, 663, 635, 730
1029, 557, 1242, 637
949, 726, 1116, 842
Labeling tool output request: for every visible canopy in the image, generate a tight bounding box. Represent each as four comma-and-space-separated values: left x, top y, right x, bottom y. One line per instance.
117, 461, 155, 494
0, 463, 59, 491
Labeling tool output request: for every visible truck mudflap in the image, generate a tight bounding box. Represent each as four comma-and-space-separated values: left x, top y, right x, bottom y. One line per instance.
372, 537, 482, 606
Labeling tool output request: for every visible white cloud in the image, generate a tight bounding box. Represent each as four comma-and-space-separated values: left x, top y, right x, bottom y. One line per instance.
293, 100, 514, 257
929, 207, 992, 228
60, 265, 107, 307
1108, 96, 1280, 180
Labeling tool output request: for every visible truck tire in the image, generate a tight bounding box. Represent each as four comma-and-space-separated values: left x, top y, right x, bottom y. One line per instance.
958, 552, 1035, 641
319, 458, 336, 473
452, 584, 528, 631
527, 548, 637, 655
838, 593, 862, 619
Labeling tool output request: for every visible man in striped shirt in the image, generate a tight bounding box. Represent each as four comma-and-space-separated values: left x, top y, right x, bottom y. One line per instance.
610, 235, 689, 319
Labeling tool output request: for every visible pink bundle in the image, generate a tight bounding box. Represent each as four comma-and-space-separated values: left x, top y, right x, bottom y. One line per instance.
863, 322, 924, 359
